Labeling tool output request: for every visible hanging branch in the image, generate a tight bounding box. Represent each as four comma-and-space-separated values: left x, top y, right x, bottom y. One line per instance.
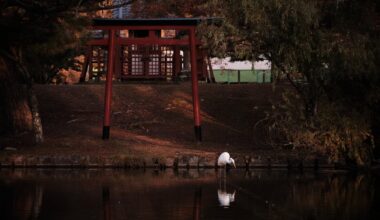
77, 0, 136, 12
3, 0, 136, 14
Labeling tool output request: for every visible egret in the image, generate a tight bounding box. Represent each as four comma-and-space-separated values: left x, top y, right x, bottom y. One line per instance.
217, 152, 236, 168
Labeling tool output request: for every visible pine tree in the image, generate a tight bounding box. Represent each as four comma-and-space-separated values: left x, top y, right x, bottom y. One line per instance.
0, 0, 134, 144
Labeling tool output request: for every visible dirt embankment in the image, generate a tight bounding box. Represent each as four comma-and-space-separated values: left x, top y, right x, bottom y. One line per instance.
1, 82, 288, 161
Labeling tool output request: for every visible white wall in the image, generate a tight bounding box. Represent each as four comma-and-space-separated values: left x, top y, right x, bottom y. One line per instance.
210, 57, 271, 70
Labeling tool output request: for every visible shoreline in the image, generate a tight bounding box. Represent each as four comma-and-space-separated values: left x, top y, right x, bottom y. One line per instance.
0, 154, 339, 170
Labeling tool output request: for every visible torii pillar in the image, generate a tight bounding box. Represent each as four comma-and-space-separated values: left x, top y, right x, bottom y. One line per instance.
102, 29, 116, 139
189, 27, 202, 142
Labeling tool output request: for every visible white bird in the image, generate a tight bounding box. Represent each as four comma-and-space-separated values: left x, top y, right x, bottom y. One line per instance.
217, 152, 236, 168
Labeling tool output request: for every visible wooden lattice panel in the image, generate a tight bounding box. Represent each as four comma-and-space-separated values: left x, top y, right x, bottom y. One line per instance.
120, 44, 175, 78
91, 46, 107, 78
121, 46, 129, 75
161, 46, 174, 77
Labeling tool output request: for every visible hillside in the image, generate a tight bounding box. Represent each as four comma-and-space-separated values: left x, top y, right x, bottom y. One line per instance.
0, 82, 287, 161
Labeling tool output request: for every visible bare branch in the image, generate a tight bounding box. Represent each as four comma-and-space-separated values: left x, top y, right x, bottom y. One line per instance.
78, 0, 136, 12
273, 59, 309, 106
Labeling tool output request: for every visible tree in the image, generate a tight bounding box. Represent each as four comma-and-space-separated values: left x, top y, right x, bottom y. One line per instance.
0, 0, 134, 144
209, 0, 380, 166
128, 0, 210, 18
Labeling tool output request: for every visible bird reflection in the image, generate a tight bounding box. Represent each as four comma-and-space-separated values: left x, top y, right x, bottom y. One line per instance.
217, 189, 236, 208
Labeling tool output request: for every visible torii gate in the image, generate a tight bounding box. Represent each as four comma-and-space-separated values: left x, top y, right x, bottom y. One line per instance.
84, 18, 216, 142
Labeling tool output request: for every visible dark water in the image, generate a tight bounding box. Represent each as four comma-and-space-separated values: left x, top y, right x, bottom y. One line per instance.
0, 169, 379, 220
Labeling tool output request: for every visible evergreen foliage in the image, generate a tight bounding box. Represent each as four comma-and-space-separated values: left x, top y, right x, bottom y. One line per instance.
1, 1, 98, 82
0, 0, 133, 141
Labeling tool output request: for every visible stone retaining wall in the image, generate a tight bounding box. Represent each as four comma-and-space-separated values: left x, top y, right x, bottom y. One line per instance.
0, 154, 339, 170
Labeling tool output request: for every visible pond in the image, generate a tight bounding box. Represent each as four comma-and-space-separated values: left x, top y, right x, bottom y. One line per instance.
0, 169, 379, 220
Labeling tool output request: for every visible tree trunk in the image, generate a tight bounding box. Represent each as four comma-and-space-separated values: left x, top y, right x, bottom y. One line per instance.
372, 103, 380, 160
0, 58, 33, 134
16, 57, 44, 144
27, 86, 44, 143
0, 55, 43, 143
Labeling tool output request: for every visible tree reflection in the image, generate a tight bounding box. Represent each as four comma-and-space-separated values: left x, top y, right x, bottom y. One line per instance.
0, 181, 43, 220
279, 174, 376, 220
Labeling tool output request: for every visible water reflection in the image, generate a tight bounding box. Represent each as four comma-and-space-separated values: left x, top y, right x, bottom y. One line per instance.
102, 187, 111, 220
281, 173, 377, 220
217, 189, 236, 208
0, 181, 43, 220
217, 168, 236, 208
192, 188, 202, 220
0, 169, 378, 220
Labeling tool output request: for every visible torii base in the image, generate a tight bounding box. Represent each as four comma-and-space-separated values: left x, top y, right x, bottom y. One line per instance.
102, 126, 110, 140
194, 126, 202, 142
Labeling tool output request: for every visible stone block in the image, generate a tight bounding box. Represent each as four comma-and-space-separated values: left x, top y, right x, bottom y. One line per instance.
165, 157, 175, 168
188, 156, 199, 168
178, 156, 189, 168
13, 156, 26, 166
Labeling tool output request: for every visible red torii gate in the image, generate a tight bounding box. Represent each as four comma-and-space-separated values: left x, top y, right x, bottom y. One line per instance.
85, 18, 214, 142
